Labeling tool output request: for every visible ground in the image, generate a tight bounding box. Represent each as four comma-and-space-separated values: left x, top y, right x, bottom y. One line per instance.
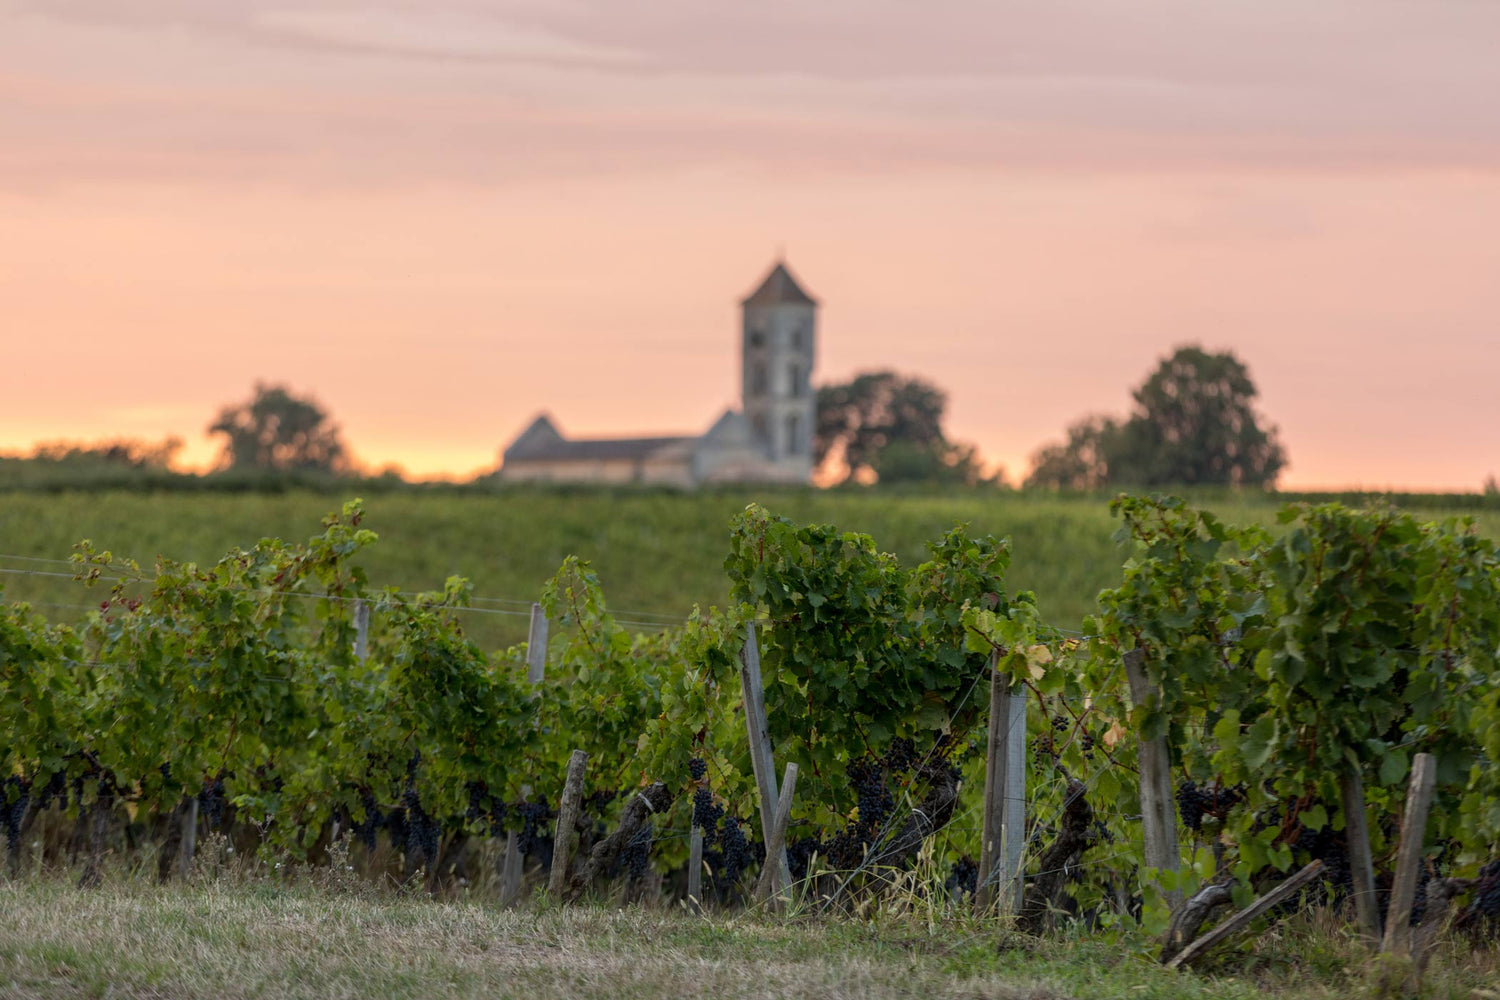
0, 872, 1494, 1000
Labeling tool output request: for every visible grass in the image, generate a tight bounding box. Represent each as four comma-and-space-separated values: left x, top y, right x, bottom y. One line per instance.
1, 865, 1496, 1000
1, 487, 1495, 651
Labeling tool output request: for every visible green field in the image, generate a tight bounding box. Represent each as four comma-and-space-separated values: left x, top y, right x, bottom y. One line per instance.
1, 487, 1496, 650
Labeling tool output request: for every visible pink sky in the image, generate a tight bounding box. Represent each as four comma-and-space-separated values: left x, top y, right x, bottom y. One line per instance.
2, 0, 1497, 489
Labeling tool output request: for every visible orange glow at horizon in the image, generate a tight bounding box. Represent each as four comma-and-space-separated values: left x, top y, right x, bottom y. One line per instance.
2, 2, 1497, 492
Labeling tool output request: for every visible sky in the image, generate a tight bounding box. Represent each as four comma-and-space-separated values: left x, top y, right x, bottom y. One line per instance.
1, 0, 1497, 489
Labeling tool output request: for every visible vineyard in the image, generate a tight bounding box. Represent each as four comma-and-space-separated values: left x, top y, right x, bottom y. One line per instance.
3, 495, 1500, 992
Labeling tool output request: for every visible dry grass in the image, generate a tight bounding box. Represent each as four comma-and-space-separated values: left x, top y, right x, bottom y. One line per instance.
0, 866, 1496, 1000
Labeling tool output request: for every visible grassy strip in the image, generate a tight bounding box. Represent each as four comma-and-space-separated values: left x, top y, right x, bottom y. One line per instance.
0, 870, 1494, 1000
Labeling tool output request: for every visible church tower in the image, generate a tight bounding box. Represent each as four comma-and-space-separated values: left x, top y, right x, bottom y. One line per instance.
741, 260, 817, 478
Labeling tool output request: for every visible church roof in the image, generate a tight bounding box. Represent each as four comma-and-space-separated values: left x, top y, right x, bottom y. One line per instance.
503, 414, 697, 464
741, 261, 817, 308
519, 435, 695, 463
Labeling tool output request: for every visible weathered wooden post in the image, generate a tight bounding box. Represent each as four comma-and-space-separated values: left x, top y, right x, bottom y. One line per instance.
755, 762, 799, 907
739, 623, 791, 889
352, 599, 369, 662
1382, 753, 1437, 956
526, 602, 549, 683
687, 825, 705, 914
976, 651, 1026, 914
548, 750, 590, 898
178, 796, 199, 879
501, 783, 533, 907
1340, 768, 1381, 940
1123, 647, 1181, 910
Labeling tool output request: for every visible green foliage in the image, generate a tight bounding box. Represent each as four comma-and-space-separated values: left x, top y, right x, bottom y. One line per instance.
208, 382, 349, 473
814, 371, 995, 486
1028, 345, 1286, 489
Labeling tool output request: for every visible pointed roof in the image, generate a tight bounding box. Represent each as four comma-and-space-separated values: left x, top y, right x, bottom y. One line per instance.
741, 261, 817, 308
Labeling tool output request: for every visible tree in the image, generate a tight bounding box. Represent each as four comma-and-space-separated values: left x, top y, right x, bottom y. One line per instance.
815, 371, 958, 485
1023, 416, 1118, 490
208, 382, 348, 473
31, 437, 183, 469
1026, 346, 1285, 489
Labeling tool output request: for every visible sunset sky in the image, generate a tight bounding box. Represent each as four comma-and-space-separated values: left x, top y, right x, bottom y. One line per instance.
2, 1, 1497, 489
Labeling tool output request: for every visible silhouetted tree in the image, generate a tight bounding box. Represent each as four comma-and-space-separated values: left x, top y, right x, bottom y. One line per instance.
1027, 346, 1285, 489
208, 382, 348, 473
815, 371, 999, 486
31, 437, 183, 469
1024, 416, 1118, 490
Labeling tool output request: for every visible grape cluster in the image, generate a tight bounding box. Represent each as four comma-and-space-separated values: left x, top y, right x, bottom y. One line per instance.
692, 787, 722, 832
513, 797, 552, 856
32, 771, 66, 813
464, 781, 506, 835
787, 835, 823, 882
402, 786, 441, 868
198, 772, 228, 830
945, 856, 978, 899
611, 822, 653, 881
716, 814, 751, 887
353, 788, 383, 850
1473, 860, 1500, 919
883, 738, 917, 775
1174, 780, 1246, 832
688, 757, 707, 782
2, 776, 30, 854
848, 756, 895, 833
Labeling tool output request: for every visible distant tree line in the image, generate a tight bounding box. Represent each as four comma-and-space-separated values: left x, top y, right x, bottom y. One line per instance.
5, 350, 1492, 496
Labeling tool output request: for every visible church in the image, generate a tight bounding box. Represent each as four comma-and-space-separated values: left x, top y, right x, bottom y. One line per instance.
497, 261, 819, 487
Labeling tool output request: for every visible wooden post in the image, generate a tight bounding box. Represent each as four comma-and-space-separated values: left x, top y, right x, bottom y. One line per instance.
502, 784, 532, 907
352, 599, 369, 662
977, 653, 1026, 914
548, 749, 589, 898
1382, 752, 1437, 956
1340, 767, 1381, 940
501, 830, 524, 907
1123, 648, 1181, 910
526, 603, 549, 683
178, 796, 198, 879
687, 825, 705, 914
739, 623, 791, 890
754, 762, 799, 906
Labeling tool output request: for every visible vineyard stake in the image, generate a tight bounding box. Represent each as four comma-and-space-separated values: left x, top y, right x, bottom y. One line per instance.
352, 599, 369, 662
502, 783, 532, 907
754, 762, 799, 907
178, 796, 198, 879
1340, 767, 1381, 940
1123, 648, 1182, 909
1382, 752, 1437, 956
739, 623, 792, 890
548, 749, 589, 898
687, 825, 704, 915
501, 831, 524, 907
977, 652, 1026, 915
526, 603, 549, 683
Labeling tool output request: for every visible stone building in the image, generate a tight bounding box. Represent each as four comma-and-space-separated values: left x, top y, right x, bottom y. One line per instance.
498, 261, 818, 486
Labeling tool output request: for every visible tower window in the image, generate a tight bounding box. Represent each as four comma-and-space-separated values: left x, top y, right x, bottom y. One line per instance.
749, 327, 766, 349
791, 327, 804, 350
786, 413, 803, 455
789, 363, 803, 398
752, 363, 768, 394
